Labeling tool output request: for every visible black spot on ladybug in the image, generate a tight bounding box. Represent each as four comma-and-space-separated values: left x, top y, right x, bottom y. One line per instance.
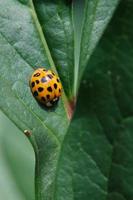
31, 82, 35, 88
38, 87, 44, 92
33, 72, 40, 77
54, 83, 57, 89
43, 69, 46, 71
41, 97, 46, 101
47, 86, 52, 92
33, 91, 38, 96
36, 80, 39, 84
57, 78, 59, 82
47, 74, 53, 79
47, 94, 50, 99
52, 72, 55, 76
59, 88, 61, 93
41, 77, 47, 83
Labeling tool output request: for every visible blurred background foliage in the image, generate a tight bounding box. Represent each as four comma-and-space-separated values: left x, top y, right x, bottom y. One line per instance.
0, 111, 34, 200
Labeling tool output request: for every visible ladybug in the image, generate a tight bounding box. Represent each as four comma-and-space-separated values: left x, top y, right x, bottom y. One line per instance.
29, 68, 62, 107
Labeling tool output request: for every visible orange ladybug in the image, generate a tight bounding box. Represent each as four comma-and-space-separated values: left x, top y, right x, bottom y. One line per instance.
30, 68, 62, 107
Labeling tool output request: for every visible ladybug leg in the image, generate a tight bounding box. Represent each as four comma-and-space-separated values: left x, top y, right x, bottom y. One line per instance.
53, 97, 59, 102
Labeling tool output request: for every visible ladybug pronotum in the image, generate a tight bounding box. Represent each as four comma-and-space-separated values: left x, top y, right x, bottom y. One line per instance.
30, 68, 62, 107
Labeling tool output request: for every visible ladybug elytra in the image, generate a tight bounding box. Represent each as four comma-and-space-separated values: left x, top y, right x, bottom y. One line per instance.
30, 68, 62, 107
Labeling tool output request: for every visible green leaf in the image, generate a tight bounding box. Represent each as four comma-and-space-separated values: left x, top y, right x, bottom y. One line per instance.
74, 0, 120, 94
32, 0, 74, 99
0, 0, 128, 200
0, 0, 69, 199
54, 1, 133, 199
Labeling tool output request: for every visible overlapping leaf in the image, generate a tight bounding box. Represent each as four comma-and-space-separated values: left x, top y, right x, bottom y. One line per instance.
54, 1, 133, 199
75, 0, 120, 93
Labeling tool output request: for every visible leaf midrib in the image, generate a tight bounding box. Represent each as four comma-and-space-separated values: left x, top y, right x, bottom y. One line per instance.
73, 0, 84, 97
